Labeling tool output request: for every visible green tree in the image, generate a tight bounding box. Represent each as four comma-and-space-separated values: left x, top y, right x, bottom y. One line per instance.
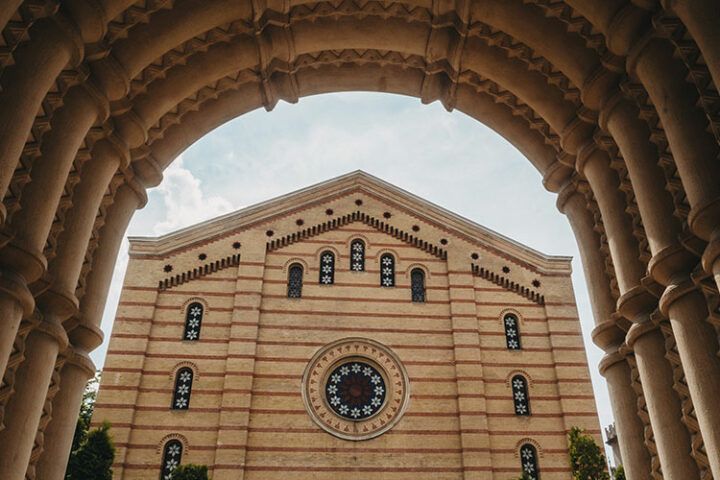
170, 464, 210, 480
568, 426, 610, 480
71, 369, 101, 452
65, 421, 115, 480
613, 465, 626, 480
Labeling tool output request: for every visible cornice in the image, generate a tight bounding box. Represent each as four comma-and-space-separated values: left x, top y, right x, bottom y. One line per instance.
128, 171, 572, 274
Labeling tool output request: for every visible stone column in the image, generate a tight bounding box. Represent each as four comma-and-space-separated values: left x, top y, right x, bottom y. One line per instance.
447, 257, 492, 479
0, 83, 106, 386
33, 347, 96, 480
626, 321, 699, 478
0, 16, 82, 213
664, 0, 720, 91
658, 283, 720, 477
28, 139, 131, 477
628, 38, 720, 477
0, 315, 69, 480
212, 230, 266, 480
600, 94, 701, 476
557, 185, 652, 480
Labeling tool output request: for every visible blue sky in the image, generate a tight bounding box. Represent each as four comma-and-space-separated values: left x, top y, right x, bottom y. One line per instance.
94, 92, 614, 453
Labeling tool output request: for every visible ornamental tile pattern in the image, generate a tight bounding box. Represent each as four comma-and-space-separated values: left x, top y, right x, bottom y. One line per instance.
520, 444, 540, 480
302, 337, 410, 441
183, 302, 203, 341
319, 251, 335, 285
160, 440, 183, 480
512, 375, 530, 416
504, 314, 521, 350
380, 254, 395, 287
172, 368, 193, 410
350, 239, 365, 271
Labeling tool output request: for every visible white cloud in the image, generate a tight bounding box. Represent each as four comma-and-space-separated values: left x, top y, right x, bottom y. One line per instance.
151, 156, 235, 235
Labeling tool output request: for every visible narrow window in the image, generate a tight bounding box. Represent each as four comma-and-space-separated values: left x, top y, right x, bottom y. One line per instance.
319, 251, 335, 285
504, 314, 521, 350
520, 443, 540, 480
512, 375, 530, 416
350, 239, 365, 271
160, 439, 183, 480
172, 368, 193, 410
411, 268, 426, 302
288, 263, 303, 298
183, 302, 203, 341
380, 254, 395, 287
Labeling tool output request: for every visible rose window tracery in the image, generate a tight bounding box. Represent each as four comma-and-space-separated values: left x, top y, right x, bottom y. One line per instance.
325, 361, 386, 420
302, 338, 410, 441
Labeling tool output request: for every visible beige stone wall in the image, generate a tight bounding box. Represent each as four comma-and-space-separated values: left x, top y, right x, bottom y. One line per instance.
93, 192, 599, 479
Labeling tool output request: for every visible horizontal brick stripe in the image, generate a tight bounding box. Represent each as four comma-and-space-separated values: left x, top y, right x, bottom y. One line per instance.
259, 308, 451, 319
241, 466, 465, 472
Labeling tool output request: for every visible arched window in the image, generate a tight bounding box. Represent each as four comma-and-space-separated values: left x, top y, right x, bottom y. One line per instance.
183, 302, 203, 341
287, 263, 303, 298
504, 314, 521, 350
380, 254, 395, 287
319, 251, 335, 285
411, 268, 426, 302
350, 239, 365, 271
160, 439, 183, 480
519, 443, 540, 480
512, 375, 530, 416
172, 368, 193, 410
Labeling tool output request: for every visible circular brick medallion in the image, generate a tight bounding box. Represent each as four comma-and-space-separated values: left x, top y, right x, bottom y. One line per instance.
301, 338, 410, 441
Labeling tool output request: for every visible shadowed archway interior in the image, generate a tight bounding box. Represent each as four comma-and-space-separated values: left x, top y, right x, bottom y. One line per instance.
0, 1, 719, 479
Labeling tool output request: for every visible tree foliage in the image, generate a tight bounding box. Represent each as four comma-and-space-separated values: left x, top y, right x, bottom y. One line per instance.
65, 421, 115, 480
613, 465, 626, 480
71, 369, 101, 452
170, 463, 210, 480
568, 426, 610, 480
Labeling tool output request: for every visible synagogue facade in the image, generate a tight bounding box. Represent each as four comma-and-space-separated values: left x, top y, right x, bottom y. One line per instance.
93, 172, 600, 479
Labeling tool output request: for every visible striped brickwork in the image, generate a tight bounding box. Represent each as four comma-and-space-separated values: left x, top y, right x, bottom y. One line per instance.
93, 188, 600, 479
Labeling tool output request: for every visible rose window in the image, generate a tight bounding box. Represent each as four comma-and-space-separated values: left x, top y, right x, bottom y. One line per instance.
325, 361, 386, 420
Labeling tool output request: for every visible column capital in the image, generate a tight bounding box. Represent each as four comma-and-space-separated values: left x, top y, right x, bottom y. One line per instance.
0, 267, 35, 317
580, 64, 620, 111
36, 286, 79, 323
33, 313, 70, 352
649, 243, 697, 286
559, 117, 595, 156
599, 348, 627, 376
67, 322, 104, 354
617, 285, 657, 321
658, 276, 698, 315
555, 179, 579, 214
592, 318, 627, 352
63, 345, 97, 378
625, 318, 660, 348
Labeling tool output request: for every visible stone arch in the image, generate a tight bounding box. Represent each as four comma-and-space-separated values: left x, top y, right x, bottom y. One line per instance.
0, 2, 719, 479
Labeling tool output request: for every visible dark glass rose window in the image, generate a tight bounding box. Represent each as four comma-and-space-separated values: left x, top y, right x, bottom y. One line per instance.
325, 360, 386, 420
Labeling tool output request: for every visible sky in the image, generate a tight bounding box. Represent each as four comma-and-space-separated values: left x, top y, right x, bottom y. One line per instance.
91, 91, 614, 457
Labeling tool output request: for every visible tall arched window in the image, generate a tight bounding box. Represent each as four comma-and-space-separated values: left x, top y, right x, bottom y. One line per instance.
512, 375, 530, 416
519, 443, 540, 480
183, 302, 203, 341
504, 314, 521, 350
160, 439, 183, 480
287, 263, 303, 298
171, 368, 193, 410
411, 268, 426, 302
350, 239, 365, 271
319, 251, 335, 285
380, 254, 395, 287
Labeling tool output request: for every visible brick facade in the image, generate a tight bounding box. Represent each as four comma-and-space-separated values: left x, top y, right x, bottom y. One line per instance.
93, 173, 600, 479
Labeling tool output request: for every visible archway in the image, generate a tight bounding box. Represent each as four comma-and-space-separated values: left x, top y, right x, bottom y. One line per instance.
0, 1, 719, 479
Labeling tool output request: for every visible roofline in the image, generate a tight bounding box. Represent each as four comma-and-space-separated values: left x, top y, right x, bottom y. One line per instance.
128, 171, 572, 269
